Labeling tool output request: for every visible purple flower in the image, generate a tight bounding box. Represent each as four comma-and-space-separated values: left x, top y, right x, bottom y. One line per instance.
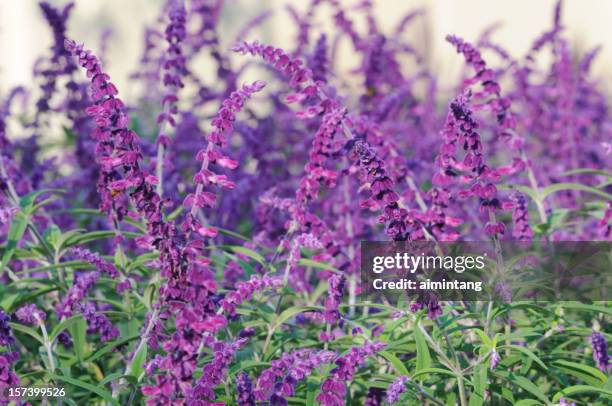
0, 310, 14, 346
386, 376, 408, 404
316, 341, 386, 405
236, 372, 256, 406
0, 351, 20, 396
69, 247, 119, 278
590, 331, 610, 372
15, 304, 46, 326
254, 349, 335, 402
309, 34, 328, 83
489, 348, 501, 370
324, 274, 345, 324
56, 271, 100, 319
189, 339, 246, 402
558, 397, 576, 406
352, 140, 408, 241
79, 301, 119, 342
36, 2, 76, 115
364, 387, 385, 406
220, 274, 282, 315
155, 0, 187, 195
509, 193, 533, 241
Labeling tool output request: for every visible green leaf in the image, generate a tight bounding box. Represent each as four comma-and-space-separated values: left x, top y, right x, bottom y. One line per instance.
50, 374, 120, 406
97, 372, 123, 387
514, 400, 544, 406
496, 372, 550, 404
86, 334, 140, 363
552, 360, 607, 386
1, 210, 29, 272
561, 303, 612, 316
560, 168, 612, 178
9, 322, 44, 345
69, 317, 89, 362
411, 367, 456, 380
298, 258, 343, 274
127, 343, 147, 379
43, 225, 62, 250
498, 345, 547, 370
539, 182, 612, 201
224, 245, 267, 266
414, 325, 431, 374
552, 385, 612, 402
473, 329, 492, 348
379, 350, 409, 376
469, 364, 488, 406
274, 306, 321, 329
50, 315, 83, 342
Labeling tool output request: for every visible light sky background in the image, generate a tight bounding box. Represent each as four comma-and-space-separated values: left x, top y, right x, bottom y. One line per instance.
1, 0, 611, 101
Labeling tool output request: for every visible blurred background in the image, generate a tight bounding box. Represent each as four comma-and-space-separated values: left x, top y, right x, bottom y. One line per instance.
1, 0, 611, 100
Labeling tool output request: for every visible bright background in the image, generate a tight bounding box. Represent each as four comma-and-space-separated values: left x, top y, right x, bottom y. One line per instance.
1, 0, 611, 100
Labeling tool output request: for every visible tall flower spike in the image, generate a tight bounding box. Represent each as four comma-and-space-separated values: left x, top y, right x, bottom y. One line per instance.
155, 0, 187, 196
232, 41, 312, 89
183, 81, 265, 237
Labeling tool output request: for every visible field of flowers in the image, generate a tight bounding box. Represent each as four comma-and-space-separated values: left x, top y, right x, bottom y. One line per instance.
0, 0, 610, 404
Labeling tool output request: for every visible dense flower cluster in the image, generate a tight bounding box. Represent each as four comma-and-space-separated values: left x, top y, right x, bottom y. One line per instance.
0, 0, 610, 404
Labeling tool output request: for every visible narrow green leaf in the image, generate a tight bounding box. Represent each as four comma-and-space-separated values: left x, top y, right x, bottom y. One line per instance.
86, 334, 140, 363
69, 317, 89, 362
498, 345, 547, 370
469, 364, 488, 406
514, 400, 544, 406
1, 211, 29, 272
50, 315, 83, 342
560, 168, 612, 178
552, 360, 607, 385
127, 343, 147, 379
379, 350, 409, 376
50, 374, 120, 406
414, 325, 431, 373
539, 182, 612, 201
552, 385, 612, 402
9, 322, 44, 345
411, 367, 456, 380
497, 372, 550, 404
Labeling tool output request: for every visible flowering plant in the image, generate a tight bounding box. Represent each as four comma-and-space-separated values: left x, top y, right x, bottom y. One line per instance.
0, 0, 610, 405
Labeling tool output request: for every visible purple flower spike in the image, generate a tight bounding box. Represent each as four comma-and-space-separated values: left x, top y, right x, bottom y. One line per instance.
15, 304, 46, 326
236, 372, 256, 406
386, 376, 408, 404
79, 302, 119, 342
510, 193, 533, 241
591, 331, 610, 372
0, 351, 19, 391
0, 310, 15, 346
69, 247, 119, 278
